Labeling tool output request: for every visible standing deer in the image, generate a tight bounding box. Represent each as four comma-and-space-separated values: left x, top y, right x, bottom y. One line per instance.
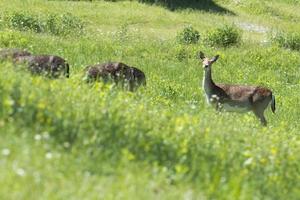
14, 55, 70, 78
85, 62, 146, 91
199, 51, 275, 126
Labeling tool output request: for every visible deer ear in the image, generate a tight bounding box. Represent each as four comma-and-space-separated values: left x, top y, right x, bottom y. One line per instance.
211, 55, 219, 62
198, 51, 205, 60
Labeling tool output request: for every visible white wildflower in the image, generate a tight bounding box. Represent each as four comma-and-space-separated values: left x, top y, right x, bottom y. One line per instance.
2, 148, 10, 156
63, 142, 70, 148
45, 152, 53, 160
16, 168, 26, 177
34, 134, 42, 141
243, 157, 253, 166
42, 132, 50, 140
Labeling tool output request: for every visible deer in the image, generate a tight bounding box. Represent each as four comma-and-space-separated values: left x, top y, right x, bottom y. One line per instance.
0, 48, 31, 60
14, 55, 70, 78
85, 62, 146, 91
199, 51, 275, 126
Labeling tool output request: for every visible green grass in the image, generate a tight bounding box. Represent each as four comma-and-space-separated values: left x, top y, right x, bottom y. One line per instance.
0, 0, 300, 199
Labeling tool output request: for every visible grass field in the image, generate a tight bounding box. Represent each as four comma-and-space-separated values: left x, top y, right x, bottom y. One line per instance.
0, 0, 300, 199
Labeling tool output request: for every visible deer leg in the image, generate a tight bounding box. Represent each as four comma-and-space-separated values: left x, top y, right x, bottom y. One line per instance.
209, 95, 222, 111
215, 102, 223, 112
253, 109, 267, 126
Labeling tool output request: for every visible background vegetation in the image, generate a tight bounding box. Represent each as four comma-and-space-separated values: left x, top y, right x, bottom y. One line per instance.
0, 0, 299, 199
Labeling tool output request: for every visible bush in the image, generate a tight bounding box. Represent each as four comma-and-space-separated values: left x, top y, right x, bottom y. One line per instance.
60, 13, 84, 35
270, 31, 300, 51
6, 12, 84, 36
9, 12, 44, 33
176, 25, 200, 44
204, 24, 241, 47
45, 13, 84, 36
175, 46, 189, 61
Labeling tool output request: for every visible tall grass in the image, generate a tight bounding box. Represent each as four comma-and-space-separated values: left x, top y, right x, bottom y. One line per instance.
270, 31, 300, 51
0, 0, 300, 199
1, 29, 300, 199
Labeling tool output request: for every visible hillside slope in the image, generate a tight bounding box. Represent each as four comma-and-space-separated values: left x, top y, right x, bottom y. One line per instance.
0, 0, 299, 199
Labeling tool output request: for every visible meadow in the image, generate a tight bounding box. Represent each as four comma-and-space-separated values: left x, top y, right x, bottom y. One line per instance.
0, 0, 300, 199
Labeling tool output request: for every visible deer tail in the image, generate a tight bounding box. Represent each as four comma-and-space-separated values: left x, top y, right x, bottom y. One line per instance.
65, 63, 70, 78
271, 94, 276, 113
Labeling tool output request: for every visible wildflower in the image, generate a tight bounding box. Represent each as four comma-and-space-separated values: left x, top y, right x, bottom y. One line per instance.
63, 142, 70, 148
42, 132, 50, 140
34, 134, 42, 141
243, 157, 253, 166
2, 148, 10, 156
16, 168, 26, 177
45, 152, 53, 160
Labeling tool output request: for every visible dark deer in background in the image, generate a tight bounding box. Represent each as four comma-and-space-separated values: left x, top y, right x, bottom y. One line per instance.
85, 62, 146, 91
14, 55, 70, 78
0, 48, 31, 61
199, 51, 275, 126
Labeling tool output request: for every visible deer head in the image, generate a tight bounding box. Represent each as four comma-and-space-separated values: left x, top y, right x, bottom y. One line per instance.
198, 51, 219, 70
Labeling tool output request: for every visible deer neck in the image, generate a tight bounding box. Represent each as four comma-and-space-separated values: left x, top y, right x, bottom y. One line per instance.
203, 67, 217, 95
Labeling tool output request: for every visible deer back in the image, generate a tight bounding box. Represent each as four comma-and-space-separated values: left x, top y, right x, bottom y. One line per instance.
16, 55, 69, 78
0, 48, 31, 60
85, 62, 146, 90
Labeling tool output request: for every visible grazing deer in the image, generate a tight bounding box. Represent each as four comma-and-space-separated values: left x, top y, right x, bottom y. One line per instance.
199, 51, 275, 126
0, 48, 31, 60
14, 55, 70, 78
85, 62, 146, 91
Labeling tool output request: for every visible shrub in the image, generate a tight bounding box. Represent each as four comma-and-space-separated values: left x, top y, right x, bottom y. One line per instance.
59, 13, 84, 35
6, 12, 84, 36
176, 25, 200, 44
204, 24, 241, 47
270, 31, 300, 51
45, 13, 84, 36
173, 45, 195, 62
175, 47, 188, 61
9, 12, 44, 33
